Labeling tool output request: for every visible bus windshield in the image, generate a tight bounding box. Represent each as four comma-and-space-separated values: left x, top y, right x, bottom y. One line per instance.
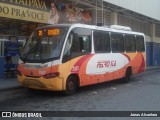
21, 27, 68, 62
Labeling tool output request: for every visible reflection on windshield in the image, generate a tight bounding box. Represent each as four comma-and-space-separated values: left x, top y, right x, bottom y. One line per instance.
21, 27, 68, 62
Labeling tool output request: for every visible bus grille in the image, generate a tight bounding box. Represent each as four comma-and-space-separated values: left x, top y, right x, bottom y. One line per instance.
22, 79, 47, 88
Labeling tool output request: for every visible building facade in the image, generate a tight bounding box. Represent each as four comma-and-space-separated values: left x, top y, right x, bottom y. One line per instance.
0, 0, 160, 67
103, 0, 160, 66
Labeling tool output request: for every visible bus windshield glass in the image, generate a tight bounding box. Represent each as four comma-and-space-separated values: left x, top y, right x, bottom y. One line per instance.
21, 27, 68, 62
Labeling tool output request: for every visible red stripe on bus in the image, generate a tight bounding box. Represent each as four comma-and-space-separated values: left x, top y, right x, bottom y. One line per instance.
71, 54, 94, 73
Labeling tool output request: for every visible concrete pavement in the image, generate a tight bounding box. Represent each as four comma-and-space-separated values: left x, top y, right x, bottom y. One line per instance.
0, 77, 20, 91
0, 66, 159, 91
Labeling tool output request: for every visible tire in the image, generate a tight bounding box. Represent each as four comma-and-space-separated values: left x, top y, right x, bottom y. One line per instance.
122, 68, 131, 83
65, 76, 77, 96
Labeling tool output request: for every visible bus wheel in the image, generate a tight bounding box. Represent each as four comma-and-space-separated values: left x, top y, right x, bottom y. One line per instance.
123, 68, 131, 83
65, 76, 77, 96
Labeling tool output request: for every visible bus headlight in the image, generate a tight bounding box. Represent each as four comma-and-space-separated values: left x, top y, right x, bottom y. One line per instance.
43, 72, 60, 79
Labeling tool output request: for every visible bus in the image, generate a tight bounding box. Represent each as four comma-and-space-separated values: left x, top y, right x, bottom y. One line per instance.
17, 24, 146, 95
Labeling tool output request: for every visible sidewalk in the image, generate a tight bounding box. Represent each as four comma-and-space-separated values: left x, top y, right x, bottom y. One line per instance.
146, 66, 160, 71
0, 66, 159, 91
0, 77, 20, 91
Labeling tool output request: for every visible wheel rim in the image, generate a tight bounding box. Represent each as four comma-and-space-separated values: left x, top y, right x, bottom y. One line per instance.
65, 76, 77, 95
68, 80, 74, 91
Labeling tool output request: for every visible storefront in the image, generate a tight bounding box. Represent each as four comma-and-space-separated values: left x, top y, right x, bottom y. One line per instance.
0, 0, 94, 78
0, 0, 93, 36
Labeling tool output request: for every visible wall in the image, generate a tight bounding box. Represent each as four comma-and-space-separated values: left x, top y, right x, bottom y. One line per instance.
146, 35, 160, 66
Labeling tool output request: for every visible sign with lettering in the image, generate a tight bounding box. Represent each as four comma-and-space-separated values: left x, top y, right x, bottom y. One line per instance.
5, 36, 19, 56
1, 0, 47, 10
0, 0, 92, 24
97, 60, 117, 68
0, 1, 49, 23
5, 43, 19, 56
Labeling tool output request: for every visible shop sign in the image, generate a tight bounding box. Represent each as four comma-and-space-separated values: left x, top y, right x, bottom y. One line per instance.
5, 36, 19, 56
5, 43, 19, 56
0, 0, 92, 24
8, 0, 47, 10
0, 2, 49, 23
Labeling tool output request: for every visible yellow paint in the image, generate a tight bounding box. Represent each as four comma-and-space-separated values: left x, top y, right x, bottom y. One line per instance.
18, 75, 63, 91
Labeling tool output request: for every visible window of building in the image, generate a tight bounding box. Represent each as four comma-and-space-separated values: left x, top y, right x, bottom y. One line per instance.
0, 41, 4, 57
136, 35, 145, 52
111, 33, 124, 52
124, 34, 136, 52
93, 30, 110, 53
155, 24, 160, 37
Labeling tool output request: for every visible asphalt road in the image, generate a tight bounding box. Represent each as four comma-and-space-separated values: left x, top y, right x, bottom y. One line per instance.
0, 69, 160, 120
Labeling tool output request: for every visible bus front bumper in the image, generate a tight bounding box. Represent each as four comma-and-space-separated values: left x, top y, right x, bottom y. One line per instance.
17, 75, 64, 91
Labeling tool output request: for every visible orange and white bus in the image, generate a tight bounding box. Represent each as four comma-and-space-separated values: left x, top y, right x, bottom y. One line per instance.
17, 24, 146, 95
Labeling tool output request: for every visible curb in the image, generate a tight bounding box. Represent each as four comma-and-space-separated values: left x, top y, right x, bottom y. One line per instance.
146, 67, 160, 71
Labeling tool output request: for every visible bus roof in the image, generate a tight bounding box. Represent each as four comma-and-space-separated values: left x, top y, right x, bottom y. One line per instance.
36, 23, 144, 36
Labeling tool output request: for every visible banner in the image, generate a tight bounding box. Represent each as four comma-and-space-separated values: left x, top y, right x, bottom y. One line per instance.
0, 2, 49, 23
47, 2, 92, 24
0, 0, 92, 24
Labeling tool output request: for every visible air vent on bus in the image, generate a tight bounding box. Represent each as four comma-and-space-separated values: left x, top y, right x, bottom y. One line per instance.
110, 25, 131, 31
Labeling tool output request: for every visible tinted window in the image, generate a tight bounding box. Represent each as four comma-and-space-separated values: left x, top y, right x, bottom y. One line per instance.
124, 34, 136, 52
136, 35, 145, 52
71, 28, 91, 54
111, 33, 124, 52
63, 28, 92, 61
21, 27, 68, 62
93, 30, 110, 53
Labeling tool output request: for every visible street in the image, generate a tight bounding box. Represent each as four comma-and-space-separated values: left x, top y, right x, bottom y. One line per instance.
0, 69, 160, 119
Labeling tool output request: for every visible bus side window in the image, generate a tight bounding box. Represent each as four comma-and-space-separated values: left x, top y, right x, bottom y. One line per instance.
71, 28, 92, 58
62, 33, 73, 63
124, 34, 136, 52
93, 30, 110, 53
111, 33, 124, 53
79, 37, 84, 52
71, 33, 80, 53
62, 28, 92, 63
71, 33, 90, 58
79, 36, 91, 53
136, 35, 145, 52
